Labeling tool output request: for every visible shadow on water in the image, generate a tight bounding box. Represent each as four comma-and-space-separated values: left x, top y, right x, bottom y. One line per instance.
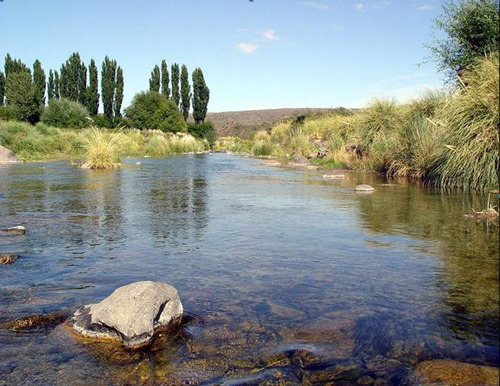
0, 155, 498, 384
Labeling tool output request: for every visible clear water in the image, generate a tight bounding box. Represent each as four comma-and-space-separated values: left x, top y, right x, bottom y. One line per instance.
0, 154, 498, 384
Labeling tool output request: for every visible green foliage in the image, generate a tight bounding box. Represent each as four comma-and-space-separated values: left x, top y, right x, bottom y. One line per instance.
171, 63, 180, 107
251, 130, 274, 156
180, 64, 191, 121
0, 71, 5, 106
0, 105, 16, 121
125, 91, 187, 133
41, 98, 90, 129
32, 60, 46, 109
161, 60, 170, 98
87, 59, 99, 115
188, 121, 216, 147
149, 65, 160, 93
54, 70, 60, 99
5, 71, 39, 124
114, 66, 124, 117
4, 54, 30, 78
101, 56, 117, 121
47, 70, 55, 101
430, 54, 499, 191
192, 68, 210, 124
60, 52, 87, 103
428, 0, 499, 81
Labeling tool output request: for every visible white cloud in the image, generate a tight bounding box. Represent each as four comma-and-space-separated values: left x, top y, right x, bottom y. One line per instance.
417, 4, 435, 11
355, 1, 390, 11
262, 29, 279, 41
303, 1, 331, 11
235, 42, 259, 54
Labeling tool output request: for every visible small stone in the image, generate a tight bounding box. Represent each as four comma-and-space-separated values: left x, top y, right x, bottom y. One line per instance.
72, 281, 183, 348
262, 159, 281, 166
355, 184, 374, 192
1, 226, 26, 234
0, 253, 20, 265
323, 170, 345, 179
407, 360, 499, 385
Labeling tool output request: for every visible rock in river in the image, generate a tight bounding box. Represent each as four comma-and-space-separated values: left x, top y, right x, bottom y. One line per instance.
0, 145, 19, 163
1, 226, 26, 235
355, 184, 375, 192
72, 281, 183, 348
1, 253, 20, 265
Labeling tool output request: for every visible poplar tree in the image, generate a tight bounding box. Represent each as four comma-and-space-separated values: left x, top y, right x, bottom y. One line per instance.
60, 52, 86, 102
161, 60, 170, 98
114, 66, 124, 117
180, 64, 191, 121
87, 59, 99, 115
149, 65, 160, 92
0, 72, 5, 106
5, 71, 38, 123
101, 56, 117, 121
171, 63, 180, 107
192, 68, 210, 124
47, 70, 55, 101
32, 59, 46, 108
54, 70, 60, 99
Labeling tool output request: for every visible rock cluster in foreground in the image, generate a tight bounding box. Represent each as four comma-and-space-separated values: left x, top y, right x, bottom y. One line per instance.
72, 281, 183, 347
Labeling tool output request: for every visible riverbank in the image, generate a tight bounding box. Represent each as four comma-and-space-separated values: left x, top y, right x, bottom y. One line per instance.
222, 54, 499, 192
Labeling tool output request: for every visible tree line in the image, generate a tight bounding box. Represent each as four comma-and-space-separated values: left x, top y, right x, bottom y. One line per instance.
0, 52, 210, 127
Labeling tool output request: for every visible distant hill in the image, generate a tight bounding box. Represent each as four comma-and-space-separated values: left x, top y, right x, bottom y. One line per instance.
206, 108, 345, 138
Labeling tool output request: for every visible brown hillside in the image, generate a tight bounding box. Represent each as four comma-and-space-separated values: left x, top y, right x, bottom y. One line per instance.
206, 108, 340, 138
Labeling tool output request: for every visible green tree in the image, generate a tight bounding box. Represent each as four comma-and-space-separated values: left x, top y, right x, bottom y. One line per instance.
5, 71, 39, 124
125, 91, 187, 133
171, 63, 180, 107
180, 64, 191, 121
54, 70, 60, 99
0, 72, 5, 106
4, 54, 29, 78
192, 68, 210, 124
149, 65, 160, 92
87, 59, 99, 115
41, 98, 90, 129
60, 52, 87, 102
161, 60, 170, 98
101, 56, 117, 121
114, 66, 124, 117
428, 0, 500, 81
32, 60, 46, 109
47, 70, 55, 101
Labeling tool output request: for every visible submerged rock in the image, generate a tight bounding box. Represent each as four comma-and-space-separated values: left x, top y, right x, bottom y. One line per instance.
1, 226, 26, 235
323, 170, 345, 179
0, 253, 20, 265
406, 360, 499, 385
0, 310, 70, 331
355, 184, 375, 192
72, 281, 183, 348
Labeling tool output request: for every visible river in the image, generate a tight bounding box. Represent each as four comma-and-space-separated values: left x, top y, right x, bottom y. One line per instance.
0, 154, 498, 384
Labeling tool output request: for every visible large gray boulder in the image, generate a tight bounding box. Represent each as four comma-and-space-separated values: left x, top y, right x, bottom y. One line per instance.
72, 281, 183, 347
0, 145, 19, 163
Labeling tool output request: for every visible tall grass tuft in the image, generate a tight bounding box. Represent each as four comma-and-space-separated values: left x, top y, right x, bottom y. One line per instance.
81, 126, 121, 169
430, 54, 499, 191
251, 130, 274, 156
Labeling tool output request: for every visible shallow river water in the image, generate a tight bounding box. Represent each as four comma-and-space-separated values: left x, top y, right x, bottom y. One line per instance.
0, 154, 498, 385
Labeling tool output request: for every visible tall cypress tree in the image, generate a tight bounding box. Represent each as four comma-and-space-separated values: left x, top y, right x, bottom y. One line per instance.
54, 70, 60, 99
161, 60, 170, 98
149, 65, 160, 92
47, 70, 55, 101
192, 68, 210, 124
0, 72, 5, 106
87, 59, 99, 115
32, 60, 46, 109
78, 62, 87, 106
101, 56, 117, 121
171, 63, 180, 107
4, 55, 31, 106
180, 64, 191, 121
114, 66, 124, 118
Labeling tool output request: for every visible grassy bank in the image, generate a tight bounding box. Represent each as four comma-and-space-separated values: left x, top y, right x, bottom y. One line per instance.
0, 122, 209, 167
243, 55, 499, 192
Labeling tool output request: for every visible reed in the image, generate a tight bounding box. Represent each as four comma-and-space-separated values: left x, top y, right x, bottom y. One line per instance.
81, 126, 121, 169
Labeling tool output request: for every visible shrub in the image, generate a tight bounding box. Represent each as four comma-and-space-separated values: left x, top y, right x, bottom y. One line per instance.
188, 121, 217, 148
125, 91, 187, 133
41, 98, 90, 129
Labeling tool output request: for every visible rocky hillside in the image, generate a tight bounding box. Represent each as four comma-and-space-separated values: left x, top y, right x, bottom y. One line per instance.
206, 108, 341, 138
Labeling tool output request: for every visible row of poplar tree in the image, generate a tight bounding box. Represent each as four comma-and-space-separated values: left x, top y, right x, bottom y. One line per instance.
0, 52, 210, 126
147, 60, 210, 124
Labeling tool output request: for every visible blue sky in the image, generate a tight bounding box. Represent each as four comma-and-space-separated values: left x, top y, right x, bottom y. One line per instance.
0, 0, 445, 112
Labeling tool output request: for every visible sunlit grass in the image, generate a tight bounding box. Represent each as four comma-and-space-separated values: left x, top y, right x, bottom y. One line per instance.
81, 126, 121, 169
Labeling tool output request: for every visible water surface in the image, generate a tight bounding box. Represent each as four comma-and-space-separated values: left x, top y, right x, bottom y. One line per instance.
0, 154, 498, 384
